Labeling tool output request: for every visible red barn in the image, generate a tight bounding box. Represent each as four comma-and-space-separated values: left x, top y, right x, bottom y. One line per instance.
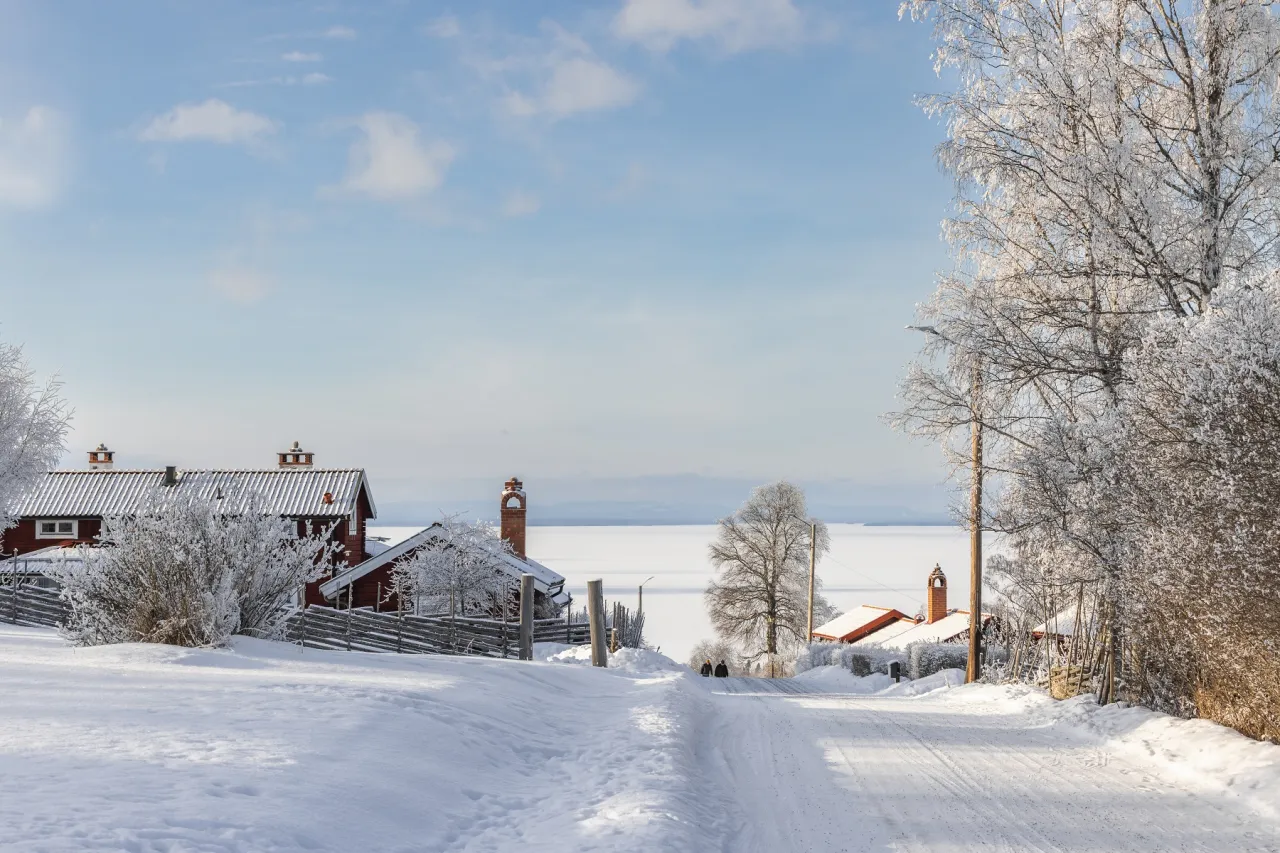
0, 442, 376, 606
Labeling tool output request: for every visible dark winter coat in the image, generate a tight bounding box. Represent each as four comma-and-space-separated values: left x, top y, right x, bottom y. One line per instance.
700, 662, 713, 677
714, 662, 729, 678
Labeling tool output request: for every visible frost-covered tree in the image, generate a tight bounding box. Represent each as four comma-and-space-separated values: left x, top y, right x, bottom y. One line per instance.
0, 341, 70, 533
52, 489, 341, 647
896, 0, 1280, 709
390, 517, 514, 617
704, 482, 832, 677
688, 638, 742, 676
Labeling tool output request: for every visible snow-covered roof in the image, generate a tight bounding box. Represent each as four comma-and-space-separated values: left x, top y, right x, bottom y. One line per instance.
850, 617, 921, 647
812, 605, 912, 642
319, 525, 569, 604
0, 545, 85, 574
14, 469, 376, 520
858, 610, 992, 651
1031, 603, 1088, 637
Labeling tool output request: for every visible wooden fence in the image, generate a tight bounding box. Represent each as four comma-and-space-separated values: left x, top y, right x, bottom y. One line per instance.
0, 580, 593, 661
283, 605, 592, 658
0, 581, 69, 629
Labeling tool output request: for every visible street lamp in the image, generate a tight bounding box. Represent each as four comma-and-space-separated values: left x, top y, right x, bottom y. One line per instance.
638, 576, 655, 617
908, 324, 984, 684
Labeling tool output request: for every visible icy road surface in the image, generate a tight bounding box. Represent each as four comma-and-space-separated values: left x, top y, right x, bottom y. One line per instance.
704, 675, 1279, 852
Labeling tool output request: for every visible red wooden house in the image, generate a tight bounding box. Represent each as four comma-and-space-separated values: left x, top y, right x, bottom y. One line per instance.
319, 477, 569, 612
0, 442, 376, 606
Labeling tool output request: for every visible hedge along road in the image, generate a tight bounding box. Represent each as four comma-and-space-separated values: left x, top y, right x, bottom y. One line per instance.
700, 675, 1279, 853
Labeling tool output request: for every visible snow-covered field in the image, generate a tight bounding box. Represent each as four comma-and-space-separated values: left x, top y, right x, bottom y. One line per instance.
1, 625, 1277, 851
3, 624, 1278, 852
370, 524, 985, 662
0, 624, 716, 852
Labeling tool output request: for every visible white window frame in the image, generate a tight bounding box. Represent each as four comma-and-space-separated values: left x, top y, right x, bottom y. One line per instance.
36, 519, 79, 539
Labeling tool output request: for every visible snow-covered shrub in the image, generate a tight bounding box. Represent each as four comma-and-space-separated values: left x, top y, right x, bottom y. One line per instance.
52, 489, 341, 648
390, 516, 514, 617
906, 642, 969, 681
1116, 279, 1280, 741
794, 642, 905, 677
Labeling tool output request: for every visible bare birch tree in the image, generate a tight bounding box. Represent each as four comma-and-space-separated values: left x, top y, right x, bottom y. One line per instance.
0, 341, 70, 534
704, 482, 831, 677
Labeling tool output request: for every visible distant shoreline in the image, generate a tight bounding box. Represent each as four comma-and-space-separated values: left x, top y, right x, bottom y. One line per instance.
372, 519, 958, 528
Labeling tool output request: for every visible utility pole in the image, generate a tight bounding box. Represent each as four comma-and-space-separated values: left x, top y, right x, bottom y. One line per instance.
908, 325, 984, 683
967, 361, 984, 684
807, 522, 817, 641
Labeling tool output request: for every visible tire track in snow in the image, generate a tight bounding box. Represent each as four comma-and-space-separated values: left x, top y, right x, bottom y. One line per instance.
700, 680, 1280, 853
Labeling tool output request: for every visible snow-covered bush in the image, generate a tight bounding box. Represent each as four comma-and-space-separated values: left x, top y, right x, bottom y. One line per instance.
390, 516, 514, 617
1115, 279, 1280, 740
52, 489, 341, 647
794, 642, 905, 677
906, 643, 969, 681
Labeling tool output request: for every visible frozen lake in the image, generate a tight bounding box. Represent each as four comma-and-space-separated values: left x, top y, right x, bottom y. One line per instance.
368, 524, 989, 663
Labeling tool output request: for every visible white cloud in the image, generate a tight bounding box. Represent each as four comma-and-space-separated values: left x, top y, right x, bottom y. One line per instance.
425, 15, 460, 38
139, 99, 277, 145
301, 72, 332, 85
282, 51, 322, 62
326, 112, 455, 201
323, 25, 357, 40
209, 267, 270, 303
614, 0, 803, 52
0, 106, 70, 209
504, 55, 639, 120
501, 190, 541, 217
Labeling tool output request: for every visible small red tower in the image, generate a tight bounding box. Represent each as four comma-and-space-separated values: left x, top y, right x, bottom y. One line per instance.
927, 564, 948, 624
500, 477, 527, 559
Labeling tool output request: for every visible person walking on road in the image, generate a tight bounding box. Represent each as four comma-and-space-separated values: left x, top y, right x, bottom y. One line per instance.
714, 660, 729, 678
700, 659, 713, 677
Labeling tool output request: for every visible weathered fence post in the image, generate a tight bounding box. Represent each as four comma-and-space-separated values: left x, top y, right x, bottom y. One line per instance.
565, 597, 572, 644
396, 592, 403, 654
587, 579, 607, 667
501, 582, 510, 659
345, 587, 352, 652
519, 574, 535, 661
298, 584, 307, 651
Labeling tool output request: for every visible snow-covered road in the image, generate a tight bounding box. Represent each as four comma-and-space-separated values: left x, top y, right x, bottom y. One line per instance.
703, 675, 1279, 852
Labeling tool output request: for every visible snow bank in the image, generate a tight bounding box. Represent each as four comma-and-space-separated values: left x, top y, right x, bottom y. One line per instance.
0, 625, 721, 851
942, 682, 1280, 820
791, 665, 897, 694
533, 642, 689, 676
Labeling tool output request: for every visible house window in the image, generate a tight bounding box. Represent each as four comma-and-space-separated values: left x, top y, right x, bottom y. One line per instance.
36, 520, 78, 539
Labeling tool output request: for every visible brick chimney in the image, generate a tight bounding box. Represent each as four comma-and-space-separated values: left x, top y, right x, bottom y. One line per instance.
278, 441, 314, 469
926, 564, 948, 624
500, 477, 527, 560
88, 443, 114, 470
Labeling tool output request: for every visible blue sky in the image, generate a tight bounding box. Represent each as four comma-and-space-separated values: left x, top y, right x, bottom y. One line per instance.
1, 0, 955, 519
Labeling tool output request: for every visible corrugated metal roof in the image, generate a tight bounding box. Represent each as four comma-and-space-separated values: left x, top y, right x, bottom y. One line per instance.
14, 469, 376, 520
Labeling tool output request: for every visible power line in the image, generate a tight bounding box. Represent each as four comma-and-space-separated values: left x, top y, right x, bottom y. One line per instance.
819, 551, 926, 607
